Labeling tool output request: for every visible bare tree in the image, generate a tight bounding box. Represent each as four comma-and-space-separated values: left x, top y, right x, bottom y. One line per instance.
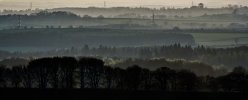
125, 65, 143, 90
59, 57, 77, 88
28, 58, 51, 88
80, 57, 104, 88
103, 66, 114, 89
154, 67, 176, 90
0, 66, 7, 88
10, 66, 23, 88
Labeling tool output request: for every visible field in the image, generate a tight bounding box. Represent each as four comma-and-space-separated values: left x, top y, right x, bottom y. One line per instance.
0, 28, 247, 52
0, 28, 195, 52
188, 32, 248, 48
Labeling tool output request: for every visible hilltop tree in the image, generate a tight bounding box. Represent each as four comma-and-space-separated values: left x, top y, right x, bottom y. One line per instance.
141, 68, 153, 90
125, 65, 143, 90
103, 66, 115, 89
59, 57, 77, 88
79, 57, 104, 88
176, 70, 198, 91
218, 66, 248, 92
0, 66, 7, 88
154, 67, 176, 90
78, 57, 87, 88
113, 67, 126, 89
28, 58, 51, 88
22, 67, 34, 88
9, 66, 23, 88
48, 57, 60, 88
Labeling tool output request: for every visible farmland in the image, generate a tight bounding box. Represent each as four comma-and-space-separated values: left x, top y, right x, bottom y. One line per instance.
189, 32, 248, 48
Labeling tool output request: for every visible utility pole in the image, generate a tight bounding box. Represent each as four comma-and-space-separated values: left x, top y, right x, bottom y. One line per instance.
30, 2, 33, 10
152, 12, 155, 24
234, 38, 239, 46
18, 15, 21, 29
104, 1, 106, 8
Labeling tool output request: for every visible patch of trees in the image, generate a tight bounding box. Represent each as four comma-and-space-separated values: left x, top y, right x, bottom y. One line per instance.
0, 58, 29, 67
200, 14, 248, 21
0, 57, 247, 92
114, 59, 218, 76
57, 45, 247, 69
0, 45, 247, 70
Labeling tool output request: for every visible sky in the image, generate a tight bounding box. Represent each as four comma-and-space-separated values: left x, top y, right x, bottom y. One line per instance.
0, 0, 247, 10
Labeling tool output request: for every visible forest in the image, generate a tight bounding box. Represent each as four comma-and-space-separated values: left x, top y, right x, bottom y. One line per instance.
0, 56, 248, 92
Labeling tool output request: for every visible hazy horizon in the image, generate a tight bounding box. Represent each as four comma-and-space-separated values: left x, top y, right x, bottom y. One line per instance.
0, 0, 247, 10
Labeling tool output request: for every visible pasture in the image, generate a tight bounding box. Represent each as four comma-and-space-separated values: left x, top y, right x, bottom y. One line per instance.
189, 32, 248, 48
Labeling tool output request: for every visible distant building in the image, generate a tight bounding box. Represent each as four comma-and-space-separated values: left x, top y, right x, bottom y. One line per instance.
190, 3, 204, 9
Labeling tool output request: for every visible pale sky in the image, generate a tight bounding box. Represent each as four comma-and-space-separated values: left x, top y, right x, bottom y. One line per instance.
0, 0, 247, 10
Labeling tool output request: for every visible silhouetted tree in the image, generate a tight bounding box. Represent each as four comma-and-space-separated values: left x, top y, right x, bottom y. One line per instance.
59, 57, 77, 88
48, 57, 60, 88
208, 76, 220, 91
218, 66, 248, 92
79, 57, 104, 88
125, 65, 143, 90
103, 66, 114, 89
154, 67, 176, 90
78, 57, 87, 88
141, 68, 153, 90
28, 58, 51, 88
2, 56, 248, 92
176, 70, 198, 91
10, 66, 23, 88
0, 66, 7, 88
113, 67, 126, 89
22, 67, 34, 88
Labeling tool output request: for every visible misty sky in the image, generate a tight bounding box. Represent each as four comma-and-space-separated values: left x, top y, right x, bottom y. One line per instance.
0, 0, 247, 10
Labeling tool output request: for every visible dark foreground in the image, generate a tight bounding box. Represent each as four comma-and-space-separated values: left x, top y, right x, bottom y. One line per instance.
0, 89, 247, 100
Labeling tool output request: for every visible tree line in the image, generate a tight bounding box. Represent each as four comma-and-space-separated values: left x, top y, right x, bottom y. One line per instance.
21, 44, 248, 69
0, 45, 247, 70
0, 57, 247, 92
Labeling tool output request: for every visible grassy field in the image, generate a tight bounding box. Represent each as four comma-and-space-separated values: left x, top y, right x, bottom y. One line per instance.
188, 32, 248, 47
0, 28, 247, 52
0, 28, 195, 52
